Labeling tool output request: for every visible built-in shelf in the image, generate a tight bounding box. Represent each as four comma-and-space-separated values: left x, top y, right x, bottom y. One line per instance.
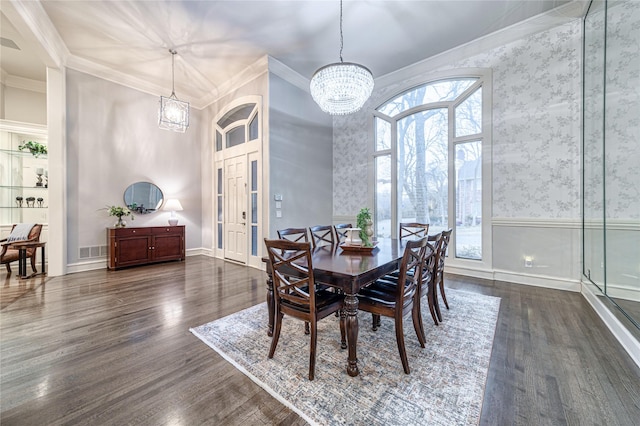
0, 122, 49, 225
0, 148, 47, 159
0, 186, 48, 190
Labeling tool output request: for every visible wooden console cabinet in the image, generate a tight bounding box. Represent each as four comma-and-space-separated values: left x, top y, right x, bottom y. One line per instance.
107, 226, 185, 270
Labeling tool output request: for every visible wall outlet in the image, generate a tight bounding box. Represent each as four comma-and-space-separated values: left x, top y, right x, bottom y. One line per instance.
524, 256, 533, 268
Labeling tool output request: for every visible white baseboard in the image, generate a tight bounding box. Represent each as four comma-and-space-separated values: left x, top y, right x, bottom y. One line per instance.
186, 247, 213, 257
606, 283, 640, 303
66, 248, 213, 273
66, 259, 107, 274
492, 269, 581, 292
445, 265, 581, 292
581, 283, 640, 369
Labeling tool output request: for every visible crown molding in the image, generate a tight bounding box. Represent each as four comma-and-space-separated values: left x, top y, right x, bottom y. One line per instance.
267, 56, 310, 93
0, 73, 46, 93
376, 1, 587, 88
199, 55, 272, 108
65, 54, 178, 104
0, 119, 48, 136
5, 0, 68, 69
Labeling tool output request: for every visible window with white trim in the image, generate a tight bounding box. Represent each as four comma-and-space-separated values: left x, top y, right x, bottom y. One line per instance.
374, 76, 487, 260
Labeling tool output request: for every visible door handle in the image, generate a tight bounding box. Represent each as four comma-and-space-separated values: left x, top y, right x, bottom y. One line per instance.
242, 211, 246, 219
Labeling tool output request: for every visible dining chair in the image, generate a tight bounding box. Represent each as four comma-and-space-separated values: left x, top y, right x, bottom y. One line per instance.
277, 227, 309, 243
415, 233, 442, 336
399, 222, 429, 241
422, 233, 443, 327
264, 239, 345, 380
435, 228, 453, 312
375, 233, 441, 340
357, 237, 428, 374
309, 225, 335, 248
333, 223, 352, 243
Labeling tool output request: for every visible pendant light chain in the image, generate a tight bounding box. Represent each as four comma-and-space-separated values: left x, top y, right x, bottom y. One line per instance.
170, 49, 177, 96
339, 0, 344, 63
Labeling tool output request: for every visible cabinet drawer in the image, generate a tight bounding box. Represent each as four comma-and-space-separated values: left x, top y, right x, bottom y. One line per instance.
151, 226, 184, 236
113, 227, 151, 237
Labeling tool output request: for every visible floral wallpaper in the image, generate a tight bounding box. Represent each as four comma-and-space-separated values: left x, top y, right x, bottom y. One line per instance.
603, 1, 640, 220
334, 19, 583, 219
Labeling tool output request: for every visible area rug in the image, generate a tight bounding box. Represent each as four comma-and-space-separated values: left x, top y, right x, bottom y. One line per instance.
190, 289, 500, 425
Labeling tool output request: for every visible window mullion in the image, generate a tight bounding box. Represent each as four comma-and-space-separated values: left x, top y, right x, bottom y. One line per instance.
448, 103, 456, 250
391, 117, 398, 239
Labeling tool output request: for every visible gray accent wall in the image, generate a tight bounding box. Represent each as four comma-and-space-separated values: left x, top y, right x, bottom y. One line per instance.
65, 69, 203, 265
268, 73, 333, 238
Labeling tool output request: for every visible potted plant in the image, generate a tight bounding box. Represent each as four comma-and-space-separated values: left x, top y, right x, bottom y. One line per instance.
106, 205, 134, 228
356, 207, 374, 247
18, 140, 48, 157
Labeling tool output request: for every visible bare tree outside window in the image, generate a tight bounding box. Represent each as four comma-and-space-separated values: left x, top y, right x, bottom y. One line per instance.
374, 78, 484, 260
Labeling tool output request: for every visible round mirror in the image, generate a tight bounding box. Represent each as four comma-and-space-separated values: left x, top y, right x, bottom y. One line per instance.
123, 182, 164, 214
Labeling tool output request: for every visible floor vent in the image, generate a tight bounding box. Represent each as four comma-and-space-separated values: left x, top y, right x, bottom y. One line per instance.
79, 245, 108, 259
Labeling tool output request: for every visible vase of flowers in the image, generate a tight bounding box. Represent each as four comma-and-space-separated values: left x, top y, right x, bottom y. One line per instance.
107, 205, 134, 228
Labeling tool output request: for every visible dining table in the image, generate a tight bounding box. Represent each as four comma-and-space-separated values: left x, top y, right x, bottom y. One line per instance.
263, 238, 406, 377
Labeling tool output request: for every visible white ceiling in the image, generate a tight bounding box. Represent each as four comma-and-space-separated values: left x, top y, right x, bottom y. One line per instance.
1, 0, 581, 108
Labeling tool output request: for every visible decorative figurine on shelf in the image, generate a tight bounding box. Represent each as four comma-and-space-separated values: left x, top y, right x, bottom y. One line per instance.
26, 196, 36, 207
37, 197, 44, 208
35, 168, 44, 187
15, 196, 23, 208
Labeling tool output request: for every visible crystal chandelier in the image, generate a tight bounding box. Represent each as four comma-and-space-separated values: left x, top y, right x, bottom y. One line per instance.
310, 0, 374, 115
159, 49, 190, 133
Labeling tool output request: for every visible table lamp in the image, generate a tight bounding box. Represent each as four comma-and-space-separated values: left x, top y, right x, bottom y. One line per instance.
163, 199, 183, 226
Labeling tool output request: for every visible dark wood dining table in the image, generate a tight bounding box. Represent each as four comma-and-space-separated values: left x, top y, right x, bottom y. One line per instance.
263, 238, 405, 377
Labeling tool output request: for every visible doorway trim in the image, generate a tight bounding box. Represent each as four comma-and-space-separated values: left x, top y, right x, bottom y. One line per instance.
212, 95, 263, 268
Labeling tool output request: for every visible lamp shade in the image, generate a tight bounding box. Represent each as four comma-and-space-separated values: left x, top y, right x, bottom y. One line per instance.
163, 199, 183, 211
159, 95, 189, 133
158, 49, 189, 133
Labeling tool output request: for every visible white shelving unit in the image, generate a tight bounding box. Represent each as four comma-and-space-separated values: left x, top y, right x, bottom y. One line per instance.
0, 120, 48, 227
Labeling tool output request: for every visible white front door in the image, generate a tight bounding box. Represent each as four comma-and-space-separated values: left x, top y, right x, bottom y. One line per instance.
224, 155, 247, 263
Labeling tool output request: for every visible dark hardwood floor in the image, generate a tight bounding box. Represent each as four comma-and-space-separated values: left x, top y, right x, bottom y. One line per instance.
1, 256, 639, 425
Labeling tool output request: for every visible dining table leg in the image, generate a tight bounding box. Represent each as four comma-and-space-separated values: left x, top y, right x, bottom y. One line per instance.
344, 292, 360, 377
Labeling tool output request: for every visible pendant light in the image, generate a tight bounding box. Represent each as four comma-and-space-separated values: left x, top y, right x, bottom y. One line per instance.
158, 49, 190, 133
310, 0, 374, 115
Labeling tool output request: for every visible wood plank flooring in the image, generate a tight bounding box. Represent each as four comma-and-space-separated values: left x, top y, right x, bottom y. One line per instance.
1, 256, 639, 425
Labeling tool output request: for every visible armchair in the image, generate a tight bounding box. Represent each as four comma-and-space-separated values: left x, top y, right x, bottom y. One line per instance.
0, 224, 43, 274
